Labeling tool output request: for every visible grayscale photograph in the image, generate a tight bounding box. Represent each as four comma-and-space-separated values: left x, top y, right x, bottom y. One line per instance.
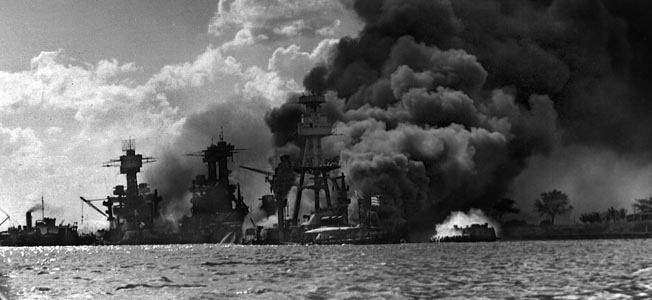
0, 0, 651, 299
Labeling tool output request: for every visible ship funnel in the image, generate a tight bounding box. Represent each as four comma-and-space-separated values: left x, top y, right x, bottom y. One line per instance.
26, 212, 32, 230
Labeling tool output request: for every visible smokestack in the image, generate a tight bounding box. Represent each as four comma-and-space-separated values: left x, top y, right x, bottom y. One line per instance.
25, 212, 32, 230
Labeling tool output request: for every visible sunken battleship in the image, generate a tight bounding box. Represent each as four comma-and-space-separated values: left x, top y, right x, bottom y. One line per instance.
177, 132, 249, 243
88, 138, 166, 244
241, 93, 406, 245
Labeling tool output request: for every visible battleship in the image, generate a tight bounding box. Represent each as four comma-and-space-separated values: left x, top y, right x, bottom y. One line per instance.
241, 93, 407, 245
81, 137, 249, 245
177, 132, 249, 243
82, 139, 166, 244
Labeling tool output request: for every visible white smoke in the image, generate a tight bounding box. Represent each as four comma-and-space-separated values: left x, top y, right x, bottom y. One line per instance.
433, 209, 500, 239
241, 209, 279, 235
256, 214, 278, 228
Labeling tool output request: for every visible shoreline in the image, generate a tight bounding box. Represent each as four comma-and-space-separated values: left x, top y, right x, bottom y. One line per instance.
501, 221, 652, 241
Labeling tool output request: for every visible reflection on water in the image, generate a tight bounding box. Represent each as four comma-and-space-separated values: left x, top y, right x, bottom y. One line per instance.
0, 270, 8, 300
0, 240, 650, 299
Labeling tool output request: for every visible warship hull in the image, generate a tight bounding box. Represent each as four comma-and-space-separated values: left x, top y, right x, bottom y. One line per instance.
245, 224, 405, 245
0, 212, 96, 247
0, 232, 96, 247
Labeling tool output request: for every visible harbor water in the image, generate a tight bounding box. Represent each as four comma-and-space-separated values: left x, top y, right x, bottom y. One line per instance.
1, 240, 652, 299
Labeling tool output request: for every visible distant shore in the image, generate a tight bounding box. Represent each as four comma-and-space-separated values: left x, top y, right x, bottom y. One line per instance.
501, 221, 652, 241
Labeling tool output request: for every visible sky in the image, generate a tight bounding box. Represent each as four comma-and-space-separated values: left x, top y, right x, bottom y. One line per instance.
0, 0, 361, 230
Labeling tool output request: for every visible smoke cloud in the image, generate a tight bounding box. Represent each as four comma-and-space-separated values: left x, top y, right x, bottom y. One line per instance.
145, 97, 273, 223
512, 146, 652, 219
26, 204, 42, 214
266, 0, 652, 235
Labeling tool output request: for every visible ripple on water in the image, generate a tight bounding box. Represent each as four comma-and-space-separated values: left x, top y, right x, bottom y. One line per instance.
0, 241, 652, 299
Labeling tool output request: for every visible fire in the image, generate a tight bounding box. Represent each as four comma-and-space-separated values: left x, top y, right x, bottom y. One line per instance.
433, 209, 500, 239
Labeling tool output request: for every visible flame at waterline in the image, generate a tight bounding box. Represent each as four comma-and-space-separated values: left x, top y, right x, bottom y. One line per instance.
433, 209, 500, 239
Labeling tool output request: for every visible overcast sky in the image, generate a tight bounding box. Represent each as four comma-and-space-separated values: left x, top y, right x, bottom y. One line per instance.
0, 0, 361, 230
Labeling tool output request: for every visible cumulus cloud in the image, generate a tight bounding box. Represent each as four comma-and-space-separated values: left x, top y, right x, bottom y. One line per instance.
0, 125, 42, 162
0, 45, 253, 227
267, 39, 338, 82
149, 46, 242, 90
219, 28, 261, 51
240, 67, 301, 106
209, 0, 346, 42
95, 59, 140, 81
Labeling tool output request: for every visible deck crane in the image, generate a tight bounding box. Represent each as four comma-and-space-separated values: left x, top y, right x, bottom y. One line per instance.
79, 197, 108, 218
0, 207, 10, 227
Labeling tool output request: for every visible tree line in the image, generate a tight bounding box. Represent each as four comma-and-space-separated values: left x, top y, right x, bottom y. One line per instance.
578, 207, 627, 224
488, 190, 652, 225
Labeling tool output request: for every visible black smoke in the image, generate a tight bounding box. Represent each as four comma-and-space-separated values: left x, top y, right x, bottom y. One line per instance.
145, 97, 273, 225
333, 0, 652, 154
26, 204, 42, 214
269, 0, 652, 235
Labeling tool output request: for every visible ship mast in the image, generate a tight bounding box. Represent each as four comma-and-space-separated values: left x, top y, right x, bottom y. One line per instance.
103, 139, 154, 198
102, 138, 158, 230
292, 93, 338, 224
186, 129, 246, 213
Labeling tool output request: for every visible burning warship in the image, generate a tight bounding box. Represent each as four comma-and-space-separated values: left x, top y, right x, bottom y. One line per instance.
0, 198, 95, 246
241, 93, 407, 245
177, 132, 249, 243
83, 139, 165, 244
82, 137, 249, 244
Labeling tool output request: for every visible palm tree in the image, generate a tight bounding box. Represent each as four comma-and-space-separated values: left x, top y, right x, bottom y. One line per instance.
606, 207, 618, 223
633, 198, 652, 214
534, 189, 573, 225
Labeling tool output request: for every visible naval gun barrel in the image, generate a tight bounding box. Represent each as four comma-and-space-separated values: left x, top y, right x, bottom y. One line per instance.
240, 166, 273, 177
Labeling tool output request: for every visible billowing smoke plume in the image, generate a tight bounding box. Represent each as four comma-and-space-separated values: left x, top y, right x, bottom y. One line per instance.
26, 204, 42, 214
269, 0, 652, 232
145, 97, 273, 225
329, 0, 652, 154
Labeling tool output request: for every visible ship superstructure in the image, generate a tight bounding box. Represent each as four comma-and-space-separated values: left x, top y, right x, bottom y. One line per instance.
242, 93, 402, 244
292, 94, 348, 224
179, 131, 249, 243
100, 139, 162, 242
287, 94, 350, 236
0, 198, 94, 246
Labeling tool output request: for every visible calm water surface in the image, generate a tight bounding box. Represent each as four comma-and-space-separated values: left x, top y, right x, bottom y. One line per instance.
0, 240, 651, 299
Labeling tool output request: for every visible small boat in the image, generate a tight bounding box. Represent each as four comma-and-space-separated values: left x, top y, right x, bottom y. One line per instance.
430, 223, 496, 242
